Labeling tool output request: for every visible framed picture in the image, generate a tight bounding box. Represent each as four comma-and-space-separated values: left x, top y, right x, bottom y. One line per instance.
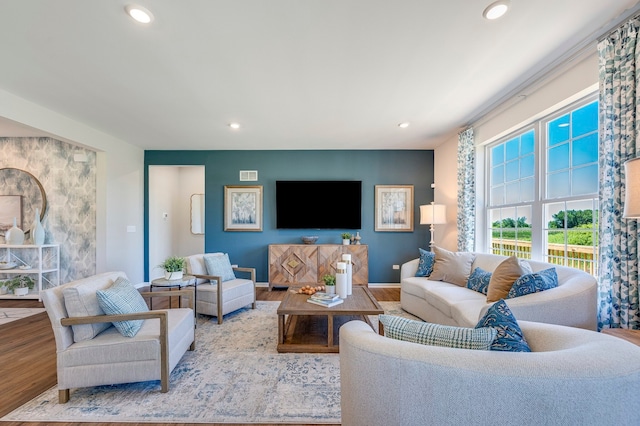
375, 185, 414, 232
224, 185, 263, 231
0, 195, 22, 236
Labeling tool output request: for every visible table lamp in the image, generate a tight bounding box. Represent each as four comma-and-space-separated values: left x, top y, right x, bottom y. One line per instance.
623, 158, 640, 219
420, 202, 447, 250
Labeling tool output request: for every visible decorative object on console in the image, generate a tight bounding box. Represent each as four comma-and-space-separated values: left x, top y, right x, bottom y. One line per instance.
301, 236, 319, 244
342, 253, 352, 295
341, 232, 351, 245
31, 208, 45, 245
623, 157, 640, 218
158, 256, 186, 280
336, 262, 347, 298
354, 231, 362, 244
5, 217, 25, 245
419, 202, 447, 249
374, 185, 414, 232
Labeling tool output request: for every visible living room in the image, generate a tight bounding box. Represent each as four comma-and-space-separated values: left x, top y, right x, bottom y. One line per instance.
2, 1, 640, 425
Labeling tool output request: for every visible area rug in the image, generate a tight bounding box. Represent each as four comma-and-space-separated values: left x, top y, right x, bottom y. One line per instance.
2, 301, 410, 424
0, 307, 45, 325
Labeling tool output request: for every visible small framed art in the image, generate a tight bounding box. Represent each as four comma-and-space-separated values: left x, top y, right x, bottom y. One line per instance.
374, 185, 414, 232
224, 185, 263, 231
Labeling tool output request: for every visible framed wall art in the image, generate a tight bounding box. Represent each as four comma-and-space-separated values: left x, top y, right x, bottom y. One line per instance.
224, 185, 263, 231
374, 185, 414, 232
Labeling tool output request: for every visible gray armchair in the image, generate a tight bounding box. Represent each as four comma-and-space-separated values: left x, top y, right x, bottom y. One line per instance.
41, 271, 195, 403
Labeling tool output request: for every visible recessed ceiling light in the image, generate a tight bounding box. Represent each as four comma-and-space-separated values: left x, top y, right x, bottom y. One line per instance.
483, 0, 510, 20
125, 5, 154, 24
398, 122, 410, 129
229, 123, 241, 130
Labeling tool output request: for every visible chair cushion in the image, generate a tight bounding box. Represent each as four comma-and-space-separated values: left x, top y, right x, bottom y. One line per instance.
197, 278, 254, 304
429, 246, 475, 287
475, 299, 531, 352
96, 277, 149, 337
379, 315, 496, 350
486, 256, 532, 302
63, 276, 117, 342
415, 248, 435, 277
507, 268, 559, 298
204, 253, 236, 282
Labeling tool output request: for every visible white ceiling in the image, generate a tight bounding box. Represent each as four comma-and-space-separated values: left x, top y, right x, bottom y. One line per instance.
0, 0, 638, 150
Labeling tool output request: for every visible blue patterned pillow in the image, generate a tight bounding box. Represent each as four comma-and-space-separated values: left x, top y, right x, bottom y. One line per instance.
379, 315, 497, 350
415, 248, 435, 277
507, 268, 558, 298
466, 267, 492, 295
204, 253, 236, 282
96, 277, 149, 337
475, 299, 531, 352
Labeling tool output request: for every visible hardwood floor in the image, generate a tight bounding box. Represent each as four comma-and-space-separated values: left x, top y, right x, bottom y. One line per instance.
0, 286, 400, 426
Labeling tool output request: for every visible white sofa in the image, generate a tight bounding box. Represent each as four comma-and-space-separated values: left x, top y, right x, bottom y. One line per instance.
401, 253, 597, 330
340, 320, 640, 426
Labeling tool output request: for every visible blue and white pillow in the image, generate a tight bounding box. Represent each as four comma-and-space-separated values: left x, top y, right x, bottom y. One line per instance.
415, 248, 435, 277
475, 299, 531, 352
96, 277, 149, 337
507, 268, 558, 298
379, 315, 496, 350
466, 267, 492, 295
204, 253, 236, 282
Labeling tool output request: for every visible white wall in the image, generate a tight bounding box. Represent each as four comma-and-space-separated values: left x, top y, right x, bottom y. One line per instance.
177, 167, 205, 256
0, 88, 145, 282
434, 51, 600, 251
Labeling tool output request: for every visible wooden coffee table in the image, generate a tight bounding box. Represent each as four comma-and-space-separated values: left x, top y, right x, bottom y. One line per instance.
277, 285, 384, 353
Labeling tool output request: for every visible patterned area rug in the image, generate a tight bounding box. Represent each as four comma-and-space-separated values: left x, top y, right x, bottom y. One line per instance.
2, 300, 410, 424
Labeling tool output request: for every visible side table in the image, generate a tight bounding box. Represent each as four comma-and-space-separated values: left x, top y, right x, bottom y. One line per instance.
150, 274, 197, 316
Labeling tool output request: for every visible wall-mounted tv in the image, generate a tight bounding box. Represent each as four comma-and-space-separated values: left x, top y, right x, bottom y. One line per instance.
276, 180, 362, 229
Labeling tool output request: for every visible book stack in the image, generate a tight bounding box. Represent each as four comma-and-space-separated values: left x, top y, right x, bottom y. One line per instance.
306, 292, 343, 307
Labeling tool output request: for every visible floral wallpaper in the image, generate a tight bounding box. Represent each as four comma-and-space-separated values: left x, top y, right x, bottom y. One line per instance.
0, 137, 96, 283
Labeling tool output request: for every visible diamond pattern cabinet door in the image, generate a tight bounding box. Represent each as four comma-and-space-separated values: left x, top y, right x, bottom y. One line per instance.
317, 245, 368, 285
268, 245, 318, 289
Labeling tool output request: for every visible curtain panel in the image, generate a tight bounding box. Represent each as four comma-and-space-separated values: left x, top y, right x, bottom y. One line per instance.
457, 128, 475, 252
597, 17, 640, 330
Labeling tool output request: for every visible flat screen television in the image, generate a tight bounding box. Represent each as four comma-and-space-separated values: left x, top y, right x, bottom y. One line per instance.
276, 180, 362, 229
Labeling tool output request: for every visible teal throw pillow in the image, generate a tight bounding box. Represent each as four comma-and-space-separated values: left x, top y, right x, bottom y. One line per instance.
204, 253, 236, 282
415, 248, 435, 277
507, 268, 558, 298
96, 277, 149, 337
466, 267, 492, 295
379, 315, 496, 350
475, 299, 531, 352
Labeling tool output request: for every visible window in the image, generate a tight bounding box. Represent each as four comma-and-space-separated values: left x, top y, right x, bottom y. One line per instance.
486, 96, 599, 275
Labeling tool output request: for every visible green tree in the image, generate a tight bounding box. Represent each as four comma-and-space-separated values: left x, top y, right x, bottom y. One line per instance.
548, 210, 594, 229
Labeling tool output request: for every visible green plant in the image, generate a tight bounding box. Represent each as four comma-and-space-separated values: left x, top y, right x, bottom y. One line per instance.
341, 232, 352, 240
158, 256, 185, 273
2, 275, 35, 291
322, 274, 336, 286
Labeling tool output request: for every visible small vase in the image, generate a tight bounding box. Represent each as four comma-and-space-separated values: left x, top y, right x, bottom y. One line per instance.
342, 239, 350, 245
164, 270, 183, 280
14, 287, 29, 296
31, 208, 45, 245
5, 218, 25, 245
336, 262, 348, 298
326, 285, 335, 295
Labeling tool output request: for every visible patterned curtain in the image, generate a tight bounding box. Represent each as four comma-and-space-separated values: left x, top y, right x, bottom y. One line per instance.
457, 128, 475, 252
597, 16, 640, 330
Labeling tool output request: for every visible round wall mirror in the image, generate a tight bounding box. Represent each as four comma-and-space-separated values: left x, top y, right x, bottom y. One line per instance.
0, 167, 47, 237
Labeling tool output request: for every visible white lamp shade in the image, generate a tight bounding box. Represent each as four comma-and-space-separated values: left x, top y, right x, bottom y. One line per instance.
420, 204, 447, 225
624, 157, 640, 218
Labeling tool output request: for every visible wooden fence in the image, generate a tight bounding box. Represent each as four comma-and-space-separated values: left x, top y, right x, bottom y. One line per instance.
490, 240, 597, 275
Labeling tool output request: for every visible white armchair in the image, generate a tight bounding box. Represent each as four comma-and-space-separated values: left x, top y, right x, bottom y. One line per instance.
185, 253, 256, 324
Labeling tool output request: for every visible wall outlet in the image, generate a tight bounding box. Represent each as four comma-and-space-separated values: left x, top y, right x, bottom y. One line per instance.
392, 264, 400, 270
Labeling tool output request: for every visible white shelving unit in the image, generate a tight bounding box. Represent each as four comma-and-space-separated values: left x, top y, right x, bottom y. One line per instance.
0, 244, 60, 300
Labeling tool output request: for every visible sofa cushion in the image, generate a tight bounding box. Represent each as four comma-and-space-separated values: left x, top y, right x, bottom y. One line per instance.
429, 246, 475, 287
424, 285, 484, 319
475, 299, 531, 352
379, 315, 496, 350
508, 268, 558, 298
204, 253, 236, 282
415, 248, 435, 277
63, 276, 116, 343
486, 256, 532, 302
466, 267, 492, 295
96, 277, 149, 337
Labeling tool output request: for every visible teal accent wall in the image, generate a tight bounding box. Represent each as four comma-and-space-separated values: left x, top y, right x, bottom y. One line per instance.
145, 150, 434, 283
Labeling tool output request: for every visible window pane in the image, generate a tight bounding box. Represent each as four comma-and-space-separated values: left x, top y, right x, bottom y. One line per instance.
521, 154, 534, 177
505, 160, 519, 182
491, 186, 504, 205
572, 101, 598, 137
548, 143, 569, 171
505, 182, 520, 203
572, 134, 598, 166
545, 202, 566, 229
521, 130, 534, 155
491, 144, 504, 165
548, 171, 570, 198
572, 165, 598, 195
520, 178, 534, 202
506, 138, 519, 160
548, 115, 570, 146
492, 165, 504, 185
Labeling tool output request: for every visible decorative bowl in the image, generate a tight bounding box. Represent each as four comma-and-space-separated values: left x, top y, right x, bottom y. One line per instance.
301, 236, 319, 245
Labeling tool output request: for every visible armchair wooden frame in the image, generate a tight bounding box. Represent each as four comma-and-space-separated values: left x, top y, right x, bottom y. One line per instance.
191, 266, 256, 324
58, 288, 195, 403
